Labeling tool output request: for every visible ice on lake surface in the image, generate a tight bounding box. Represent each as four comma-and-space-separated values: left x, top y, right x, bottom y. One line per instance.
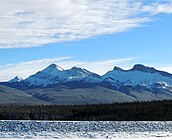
0, 121, 172, 139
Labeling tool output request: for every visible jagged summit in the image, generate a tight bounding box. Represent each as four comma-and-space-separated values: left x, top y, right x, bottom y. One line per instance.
24, 63, 100, 86
8, 76, 23, 83
131, 64, 157, 73
71, 66, 82, 70
71, 66, 90, 73
113, 64, 157, 73
130, 64, 172, 77
113, 66, 124, 71
6, 63, 172, 88
42, 64, 64, 73
3, 63, 172, 105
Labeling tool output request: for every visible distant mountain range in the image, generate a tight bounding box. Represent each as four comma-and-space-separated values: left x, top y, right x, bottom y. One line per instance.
1, 64, 172, 105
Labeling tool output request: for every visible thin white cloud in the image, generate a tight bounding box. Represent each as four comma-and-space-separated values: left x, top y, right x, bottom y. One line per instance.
0, 57, 138, 81
0, 0, 172, 48
142, 3, 172, 14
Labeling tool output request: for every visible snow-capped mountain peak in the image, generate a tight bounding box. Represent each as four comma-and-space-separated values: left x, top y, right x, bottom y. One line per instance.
70, 67, 98, 76
69, 67, 90, 76
70, 66, 86, 72
7, 64, 172, 89
3, 64, 172, 104
8, 76, 23, 83
24, 64, 65, 86
102, 64, 172, 87
24, 64, 100, 86
42, 64, 64, 73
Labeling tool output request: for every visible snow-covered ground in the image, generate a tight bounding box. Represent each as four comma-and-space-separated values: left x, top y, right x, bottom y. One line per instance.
0, 121, 172, 139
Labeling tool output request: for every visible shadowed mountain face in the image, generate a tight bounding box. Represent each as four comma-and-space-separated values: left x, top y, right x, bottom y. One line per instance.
131, 64, 172, 77
0, 85, 49, 105
24, 86, 135, 105
1, 64, 172, 105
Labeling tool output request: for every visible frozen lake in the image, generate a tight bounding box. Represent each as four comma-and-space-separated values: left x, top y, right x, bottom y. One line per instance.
0, 121, 172, 139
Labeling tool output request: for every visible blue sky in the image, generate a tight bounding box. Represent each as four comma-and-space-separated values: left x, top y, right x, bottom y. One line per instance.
0, 0, 172, 81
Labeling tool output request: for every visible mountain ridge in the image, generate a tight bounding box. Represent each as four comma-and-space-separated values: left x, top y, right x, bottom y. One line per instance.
5, 63, 172, 88
1, 63, 172, 105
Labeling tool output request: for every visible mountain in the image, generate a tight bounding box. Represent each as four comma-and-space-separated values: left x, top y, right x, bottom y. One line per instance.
1, 63, 172, 105
0, 85, 49, 105
102, 64, 172, 88
132, 64, 172, 77
8, 76, 23, 83
25, 86, 135, 105
24, 64, 100, 87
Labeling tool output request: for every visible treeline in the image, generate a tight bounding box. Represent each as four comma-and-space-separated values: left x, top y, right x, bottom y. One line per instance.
1, 100, 172, 120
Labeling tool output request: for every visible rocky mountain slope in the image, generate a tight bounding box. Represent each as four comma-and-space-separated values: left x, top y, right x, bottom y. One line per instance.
1, 64, 172, 105
0, 85, 49, 105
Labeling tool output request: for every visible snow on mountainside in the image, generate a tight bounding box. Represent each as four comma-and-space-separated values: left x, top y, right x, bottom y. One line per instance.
102, 64, 172, 88
6, 64, 172, 89
8, 76, 23, 83
24, 64, 100, 86
2, 64, 172, 104
153, 81, 170, 89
